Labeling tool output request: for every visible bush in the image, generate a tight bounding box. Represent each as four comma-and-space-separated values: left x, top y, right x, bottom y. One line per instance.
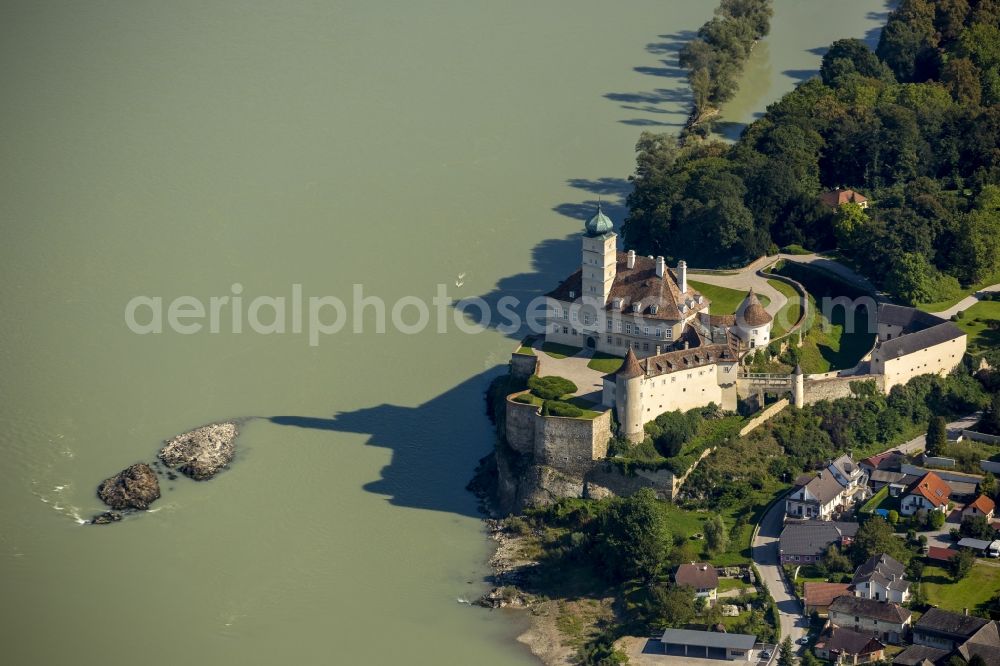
542, 400, 584, 418
513, 394, 536, 405
528, 374, 577, 400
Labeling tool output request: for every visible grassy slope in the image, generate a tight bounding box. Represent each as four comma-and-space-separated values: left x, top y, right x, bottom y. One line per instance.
917, 269, 1000, 313
956, 301, 1000, 352
766, 278, 802, 338
689, 280, 769, 315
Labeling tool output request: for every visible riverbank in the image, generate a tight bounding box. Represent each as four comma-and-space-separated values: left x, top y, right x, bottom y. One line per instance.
484, 519, 616, 666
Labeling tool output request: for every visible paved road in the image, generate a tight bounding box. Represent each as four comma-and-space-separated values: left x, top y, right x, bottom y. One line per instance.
891, 412, 982, 456
931, 285, 1000, 319
688, 256, 788, 318
775, 253, 878, 294
751, 493, 807, 653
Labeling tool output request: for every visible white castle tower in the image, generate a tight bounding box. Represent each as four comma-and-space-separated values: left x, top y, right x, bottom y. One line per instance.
580, 203, 617, 306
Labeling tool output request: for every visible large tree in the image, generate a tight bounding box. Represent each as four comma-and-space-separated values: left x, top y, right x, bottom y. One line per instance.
926, 415, 948, 457
851, 516, 912, 565
594, 488, 671, 582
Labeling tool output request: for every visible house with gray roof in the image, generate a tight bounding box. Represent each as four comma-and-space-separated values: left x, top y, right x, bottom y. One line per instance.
852, 554, 911, 604
828, 596, 912, 644
786, 455, 867, 520
913, 608, 989, 652
779, 520, 859, 564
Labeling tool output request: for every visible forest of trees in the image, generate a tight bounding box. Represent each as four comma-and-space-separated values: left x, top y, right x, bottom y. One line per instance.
678, 0, 773, 124
626, 0, 1000, 304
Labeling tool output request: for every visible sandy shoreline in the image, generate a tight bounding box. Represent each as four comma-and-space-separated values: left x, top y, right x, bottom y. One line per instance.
483, 520, 577, 666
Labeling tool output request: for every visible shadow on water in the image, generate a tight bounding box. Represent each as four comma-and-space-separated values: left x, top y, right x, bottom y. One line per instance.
782, 69, 817, 83
268, 370, 503, 517
266, 220, 609, 515
606, 30, 694, 128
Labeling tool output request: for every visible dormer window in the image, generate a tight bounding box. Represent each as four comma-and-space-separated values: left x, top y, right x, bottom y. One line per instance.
650, 304, 659, 315
632, 302, 641, 313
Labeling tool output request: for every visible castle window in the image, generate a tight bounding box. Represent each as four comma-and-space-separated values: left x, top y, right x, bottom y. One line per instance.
643, 343, 649, 351
624, 323, 632, 334
563, 327, 568, 334
606, 319, 612, 331
606, 336, 613, 344
655, 328, 662, 338
616, 337, 622, 346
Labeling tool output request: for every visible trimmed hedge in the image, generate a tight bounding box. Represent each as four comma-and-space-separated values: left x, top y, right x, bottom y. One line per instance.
528, 374, 577, 400
542, 400, 584, 418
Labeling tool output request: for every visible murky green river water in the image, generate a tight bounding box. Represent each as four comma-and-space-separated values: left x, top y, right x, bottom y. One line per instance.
0, 2, 885, 663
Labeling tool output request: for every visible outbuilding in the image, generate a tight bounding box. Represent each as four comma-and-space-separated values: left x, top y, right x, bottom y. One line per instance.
659, 628, 757, 661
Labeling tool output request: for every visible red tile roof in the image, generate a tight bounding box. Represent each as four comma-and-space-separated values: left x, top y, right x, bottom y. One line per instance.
925, 546, 959, 563
967, 495, 996, 515
804, 582, 852, 608
819, 189, 868, 207
908, 471, 952, 508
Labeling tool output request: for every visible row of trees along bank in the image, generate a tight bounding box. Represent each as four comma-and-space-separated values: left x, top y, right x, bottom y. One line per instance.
678, 0, 773, 127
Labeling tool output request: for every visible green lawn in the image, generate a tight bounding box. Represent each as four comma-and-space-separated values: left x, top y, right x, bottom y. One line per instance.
956, 300, 1000, 353
718, 578, 751, 593
515, 345, 535, 356
587, 352, 623, 373
689, 280, 769, 315
767, 278, 803, 339
540, 342, 582, 359
921, 562, 1000, 612
917, 269, 1000, 313
796, 293, 875, 373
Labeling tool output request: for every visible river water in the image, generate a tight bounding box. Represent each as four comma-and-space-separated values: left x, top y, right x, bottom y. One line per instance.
0, 2, 884, 664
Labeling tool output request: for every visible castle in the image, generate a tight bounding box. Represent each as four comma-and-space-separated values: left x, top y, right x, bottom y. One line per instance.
532, 208, 968, 444
545, 207, 776, 441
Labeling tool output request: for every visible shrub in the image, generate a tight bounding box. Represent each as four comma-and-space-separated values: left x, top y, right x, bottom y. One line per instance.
528, 375, 577, 400
542, 400, 584, 418
513, 394, 536, 405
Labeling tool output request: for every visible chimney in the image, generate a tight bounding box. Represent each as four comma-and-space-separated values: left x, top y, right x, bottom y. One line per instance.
677, 260, 688, 293
683, 340, 689, 350
627, 250, 636, 269
656, 256, 665, 278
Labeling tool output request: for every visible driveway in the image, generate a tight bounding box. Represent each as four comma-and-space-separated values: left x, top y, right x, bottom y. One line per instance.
532, 343, 606, 403
751, 494, 807, 653
688, 256, 788, 318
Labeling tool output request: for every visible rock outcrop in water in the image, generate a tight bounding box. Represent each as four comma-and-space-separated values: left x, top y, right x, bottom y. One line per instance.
91, 511, 123, 525
158, 421, 238, 480
97, 463, 161, 510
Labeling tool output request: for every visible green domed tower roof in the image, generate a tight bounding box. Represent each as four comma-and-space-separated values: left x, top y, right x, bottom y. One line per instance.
585, 204, 614, 237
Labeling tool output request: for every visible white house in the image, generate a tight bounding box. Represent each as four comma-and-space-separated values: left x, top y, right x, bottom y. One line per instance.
852, 554, 911, 604
900, 471, 951, 517
785, 455, 867, 520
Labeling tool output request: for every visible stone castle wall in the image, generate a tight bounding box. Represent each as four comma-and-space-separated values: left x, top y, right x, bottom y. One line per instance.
510, 351, 538, 383
535, 410, 612, 476
504, 391, 613, 476
802, 374, 884, 404
505, 395, 539, 454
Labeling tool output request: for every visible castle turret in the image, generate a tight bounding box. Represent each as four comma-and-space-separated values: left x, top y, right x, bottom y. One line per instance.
615, 347, 645, 442
735, 288, 773, 349
793, 363, 804, 408
581, 204, 617, 305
